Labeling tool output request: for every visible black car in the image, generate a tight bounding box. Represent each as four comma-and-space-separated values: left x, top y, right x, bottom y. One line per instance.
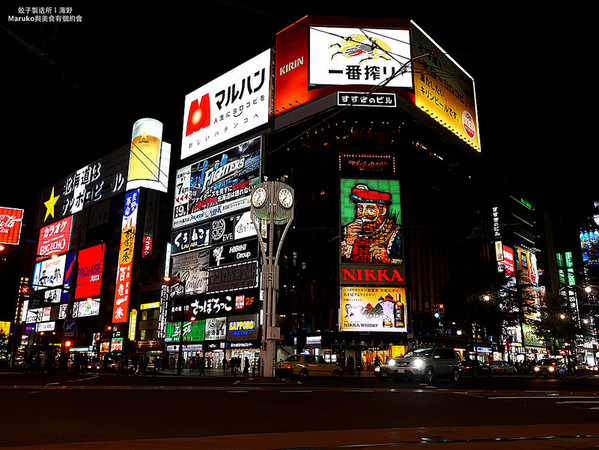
459, 360, 492, 377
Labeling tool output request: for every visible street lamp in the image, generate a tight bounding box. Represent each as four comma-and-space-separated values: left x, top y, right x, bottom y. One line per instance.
164, 275, 186, 375
250, 181, 294, 378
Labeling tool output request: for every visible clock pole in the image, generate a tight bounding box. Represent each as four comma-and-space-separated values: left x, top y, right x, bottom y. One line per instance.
250, 181, 294, 377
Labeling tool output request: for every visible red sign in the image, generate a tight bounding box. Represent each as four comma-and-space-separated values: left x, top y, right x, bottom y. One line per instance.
75, 244, 105, 299
0, 207, 24, 245
340, 266, 405, 285
37, 216, 72, 258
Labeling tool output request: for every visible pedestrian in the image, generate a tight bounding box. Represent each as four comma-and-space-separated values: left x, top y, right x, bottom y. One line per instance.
198, 356, 206, 376
374, 355, 381, 367
223, 357, 227, 372
243, 357, 249, 377
347, 355, 354, 375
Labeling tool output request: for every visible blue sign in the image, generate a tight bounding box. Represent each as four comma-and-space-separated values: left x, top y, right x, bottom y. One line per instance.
63, 319, 77, 334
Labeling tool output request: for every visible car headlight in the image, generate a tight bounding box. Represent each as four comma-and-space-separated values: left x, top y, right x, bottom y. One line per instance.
534, 366, 540, 372
388, 360, 395, 367
413, 359, 424, 369
374, 366, 380, 372
549, 366, 555, 372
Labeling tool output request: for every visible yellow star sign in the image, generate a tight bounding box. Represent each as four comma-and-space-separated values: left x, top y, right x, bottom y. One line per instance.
44, 187, 60, 222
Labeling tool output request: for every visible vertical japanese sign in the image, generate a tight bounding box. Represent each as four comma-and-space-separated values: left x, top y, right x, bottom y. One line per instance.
112, 190, 139, 323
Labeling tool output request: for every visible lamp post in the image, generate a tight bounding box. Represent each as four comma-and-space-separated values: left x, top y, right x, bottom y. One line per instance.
250, 181, 294, 378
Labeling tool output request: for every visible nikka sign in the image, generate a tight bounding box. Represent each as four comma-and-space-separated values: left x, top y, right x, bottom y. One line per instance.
339, 264, 405, 286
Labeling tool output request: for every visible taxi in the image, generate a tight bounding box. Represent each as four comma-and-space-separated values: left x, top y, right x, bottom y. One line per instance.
275, 354, 343, 379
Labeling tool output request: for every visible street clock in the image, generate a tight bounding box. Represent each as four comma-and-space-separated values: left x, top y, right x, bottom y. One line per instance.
251, 186, 267, 208
278, 188, 293, 209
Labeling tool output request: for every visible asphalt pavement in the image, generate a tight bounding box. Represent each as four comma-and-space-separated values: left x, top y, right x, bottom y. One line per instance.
3, 368, 599, 449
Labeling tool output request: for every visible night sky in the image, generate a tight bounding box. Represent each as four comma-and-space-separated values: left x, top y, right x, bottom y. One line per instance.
2, 2, 595, 224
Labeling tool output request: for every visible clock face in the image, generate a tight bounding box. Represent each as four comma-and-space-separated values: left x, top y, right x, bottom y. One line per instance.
278, 188, 293, 209
252, 187, 266, 208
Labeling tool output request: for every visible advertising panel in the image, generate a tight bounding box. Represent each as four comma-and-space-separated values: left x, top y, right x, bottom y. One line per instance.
580, 229, 599, 267
127, 118, 171, 193
411, 22, 481, 152
112, 190, 139, 323
33, 254, 67, 290
165, 320, 205, 342
517, 248, 538, 286
173, 137, 261, 229
227, 314, 259, 341
36, 147, 130, 228
0, 207, 24, 245
37, 216, 73, 258
208, 261, 259, 293
75, 243, 105, 299
189, 287, 259, 319
73, 298, 101, 318
170, 211, 256, 255
309, 27, 412, 89
340, 179, 402, 265
181, 50, 271, 159
210, 238, 258, 267
172, 250, 210, 295
205, 317, 227, 341
340, 286, 407, 332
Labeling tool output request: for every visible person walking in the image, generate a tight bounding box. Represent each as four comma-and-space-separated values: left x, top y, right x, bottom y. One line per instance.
198, 356, 206, 376
243, 357, 250, 377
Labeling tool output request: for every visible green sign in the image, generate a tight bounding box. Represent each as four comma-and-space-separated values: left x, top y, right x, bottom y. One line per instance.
165, 320, 205, 342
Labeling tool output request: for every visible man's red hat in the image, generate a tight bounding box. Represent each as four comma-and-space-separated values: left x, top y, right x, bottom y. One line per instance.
350, 184, 392, 205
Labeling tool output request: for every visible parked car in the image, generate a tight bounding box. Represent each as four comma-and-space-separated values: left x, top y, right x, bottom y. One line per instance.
532, 359, 567, 378
374, 347, 461, 383
275, 354, 343, 379
460, 360, 492, 377
490, 361, 517, 374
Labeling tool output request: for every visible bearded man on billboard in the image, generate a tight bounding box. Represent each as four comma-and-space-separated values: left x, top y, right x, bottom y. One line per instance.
341, 183, 402, 264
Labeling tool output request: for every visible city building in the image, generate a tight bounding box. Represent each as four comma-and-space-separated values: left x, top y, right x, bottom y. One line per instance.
15, 119, 172, 369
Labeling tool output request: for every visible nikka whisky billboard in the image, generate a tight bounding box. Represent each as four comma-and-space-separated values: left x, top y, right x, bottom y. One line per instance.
340, 286, 407, 333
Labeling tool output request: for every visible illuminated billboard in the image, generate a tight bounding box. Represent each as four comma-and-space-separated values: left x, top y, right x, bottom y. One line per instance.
0, 207, 24, 245
227, 314, 259, 341
75, 243, 105, 299
36, 148, 129, 228
171, 250, 210, 295
340, 286, 407, 332
127, 118, 171, 193
580, 229, 599, 267
112, 190, 139, 323
37, 216, 72, 258
411, 22, 481, 152
165, 320, 205, 342
309, 27, 412, 89
173, 136, 261, 229
181, 50, 271, 159
33, 254, 68, 290
73, 298, 101, 318
340, 179, 402, 265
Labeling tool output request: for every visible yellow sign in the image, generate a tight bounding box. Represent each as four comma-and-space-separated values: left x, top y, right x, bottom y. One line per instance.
0, 321, 10, 337
128, 309, 137, 341
140, 301, 160, 310
412, 23, 481, 152
43, 187, 60, 222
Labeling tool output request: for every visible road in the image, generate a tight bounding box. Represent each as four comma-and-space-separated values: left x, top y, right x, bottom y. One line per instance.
1, 369, 599, 449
